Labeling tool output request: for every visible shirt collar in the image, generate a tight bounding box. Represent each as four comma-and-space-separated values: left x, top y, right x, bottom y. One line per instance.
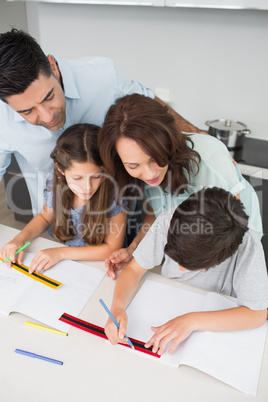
56, 57, 80, 100
12, 110, 25, 122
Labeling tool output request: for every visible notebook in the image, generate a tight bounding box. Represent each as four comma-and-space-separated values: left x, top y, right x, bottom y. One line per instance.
0, 252, 105, 332
124, 279, 267, 396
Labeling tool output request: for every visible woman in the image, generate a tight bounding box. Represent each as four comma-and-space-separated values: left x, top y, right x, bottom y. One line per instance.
98, 94, 262, 278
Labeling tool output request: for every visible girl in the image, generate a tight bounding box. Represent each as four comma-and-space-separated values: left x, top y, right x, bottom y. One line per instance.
98, 94, 262, 278
0, 124, 127, 273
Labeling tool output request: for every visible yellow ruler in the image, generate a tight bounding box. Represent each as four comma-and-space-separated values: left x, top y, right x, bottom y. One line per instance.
1, 259, 62, 289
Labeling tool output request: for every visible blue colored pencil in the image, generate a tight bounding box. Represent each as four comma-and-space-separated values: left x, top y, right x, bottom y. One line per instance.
99, 299, 135, 350
15, 348, 63, 365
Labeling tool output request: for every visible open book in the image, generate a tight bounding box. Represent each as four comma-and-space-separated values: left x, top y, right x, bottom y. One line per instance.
124, 279, 267, 396
0, 252, 105, 332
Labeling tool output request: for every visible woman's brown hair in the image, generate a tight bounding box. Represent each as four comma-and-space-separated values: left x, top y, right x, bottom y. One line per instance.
98, 94, 200, 199
50, 123, 113, 245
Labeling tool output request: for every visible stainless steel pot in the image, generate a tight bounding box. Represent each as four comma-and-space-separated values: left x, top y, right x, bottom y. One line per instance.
205, 119, 250, 150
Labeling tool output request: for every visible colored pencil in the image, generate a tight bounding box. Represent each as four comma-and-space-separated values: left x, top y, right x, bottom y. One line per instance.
24, 321, 68, 336
15, 349, 63, 365
3, 241, 31, 262
99, 298, 135, 350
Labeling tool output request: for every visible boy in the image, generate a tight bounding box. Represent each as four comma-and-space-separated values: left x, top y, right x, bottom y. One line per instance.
105, 187, 268, 355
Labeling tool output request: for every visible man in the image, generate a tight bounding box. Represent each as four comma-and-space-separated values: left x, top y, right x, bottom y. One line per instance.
0, 28, 202, 217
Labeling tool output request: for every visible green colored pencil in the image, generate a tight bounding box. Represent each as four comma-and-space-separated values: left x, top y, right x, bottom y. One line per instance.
3, 241, 31, 262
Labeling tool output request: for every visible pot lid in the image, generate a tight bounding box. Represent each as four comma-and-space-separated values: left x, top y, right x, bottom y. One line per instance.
206, 119, 248, 131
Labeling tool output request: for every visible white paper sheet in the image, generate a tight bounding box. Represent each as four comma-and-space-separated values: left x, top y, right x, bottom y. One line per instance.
125, 279, 268, 396
0, 252, 105, 332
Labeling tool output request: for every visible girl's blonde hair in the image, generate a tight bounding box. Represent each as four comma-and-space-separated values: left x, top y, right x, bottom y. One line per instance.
50, 123, 113, 245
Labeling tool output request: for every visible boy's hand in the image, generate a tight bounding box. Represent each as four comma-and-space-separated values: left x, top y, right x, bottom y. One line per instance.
0, 240, 24, 267
105, 247, 134, 279
29, 248, 62, 273
104, 308, 129, 346
145, 314, 195, 355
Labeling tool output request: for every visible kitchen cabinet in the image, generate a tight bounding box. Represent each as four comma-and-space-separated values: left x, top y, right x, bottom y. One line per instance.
7, 0, 268, 9
8, 0, 165, 5
3, 155, 33, 224
165, 0, 268, 9
241, 169, 268, 270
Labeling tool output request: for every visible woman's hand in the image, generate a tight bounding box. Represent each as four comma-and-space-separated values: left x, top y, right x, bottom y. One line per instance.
145, 314, 195, 355
0, 240, 24, 266
29, 248, 63, 273
104, 307, 129, 346
105, 246, 135, 280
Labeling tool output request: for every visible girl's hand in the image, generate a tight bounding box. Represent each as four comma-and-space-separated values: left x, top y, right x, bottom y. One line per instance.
105, 247, 135, 280
29, 248, 62, 274
144, 314, 195, 355
104, 308, 129, 346
0, 240, 24, 267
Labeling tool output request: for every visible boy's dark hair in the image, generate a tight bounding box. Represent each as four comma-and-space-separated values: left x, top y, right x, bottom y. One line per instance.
164, 187, 249, 270
0, 28, 52, 101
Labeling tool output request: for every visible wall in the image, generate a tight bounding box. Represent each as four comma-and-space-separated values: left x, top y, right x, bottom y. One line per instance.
0, 0, 27, 31
25, 3, 268, 139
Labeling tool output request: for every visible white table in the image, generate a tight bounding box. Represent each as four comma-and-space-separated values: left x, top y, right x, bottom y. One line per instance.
0, 224, 267, 402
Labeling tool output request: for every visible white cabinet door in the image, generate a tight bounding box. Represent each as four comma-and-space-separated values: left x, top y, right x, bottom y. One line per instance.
165, 0, 268, 9
7, 0, 268, 8
9, 0, 165, 5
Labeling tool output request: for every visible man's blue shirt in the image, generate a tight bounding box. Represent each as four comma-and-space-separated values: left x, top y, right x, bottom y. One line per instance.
0, 56, 153, 215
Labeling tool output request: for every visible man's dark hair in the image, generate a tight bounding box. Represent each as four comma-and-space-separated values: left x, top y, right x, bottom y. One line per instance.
0, 28, 52, 101
164, 187, 249, 270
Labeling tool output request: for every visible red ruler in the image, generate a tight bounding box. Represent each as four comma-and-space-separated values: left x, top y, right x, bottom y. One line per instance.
59, 312, 160, 358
